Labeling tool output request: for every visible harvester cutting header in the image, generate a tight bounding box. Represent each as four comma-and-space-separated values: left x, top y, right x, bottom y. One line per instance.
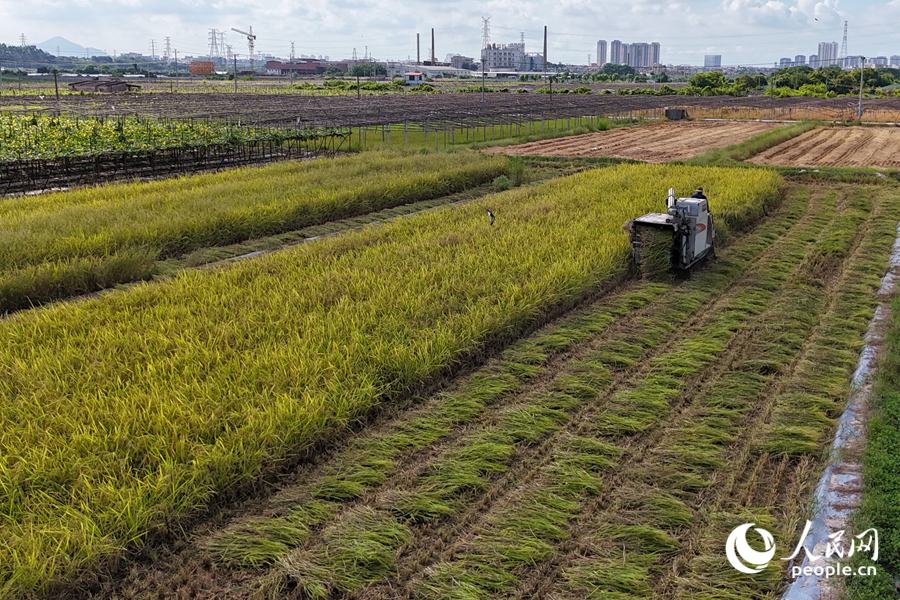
625, 188, 716, 273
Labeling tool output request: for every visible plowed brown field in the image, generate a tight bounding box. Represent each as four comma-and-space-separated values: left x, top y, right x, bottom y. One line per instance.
483, 120, 784, 162
747, 126, 900, 168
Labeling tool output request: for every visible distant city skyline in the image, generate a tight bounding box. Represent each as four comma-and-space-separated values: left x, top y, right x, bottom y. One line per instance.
2, 1, 899, 67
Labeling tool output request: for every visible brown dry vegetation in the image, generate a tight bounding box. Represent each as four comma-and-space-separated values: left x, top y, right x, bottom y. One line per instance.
482, 120, 784, 162
748, 126, 900, 169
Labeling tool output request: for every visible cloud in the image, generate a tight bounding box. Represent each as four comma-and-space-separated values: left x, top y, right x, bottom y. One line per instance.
1, 0, 897, 66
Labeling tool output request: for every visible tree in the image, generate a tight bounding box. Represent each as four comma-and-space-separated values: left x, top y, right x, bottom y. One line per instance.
689, 71, 727, 89
349, 62, 386, 77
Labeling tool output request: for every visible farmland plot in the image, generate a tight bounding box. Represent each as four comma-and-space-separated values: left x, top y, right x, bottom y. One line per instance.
482, 120, 785, 162
97, 180, 900, 600
0, 164, 782, 598
748, 126, 900, 169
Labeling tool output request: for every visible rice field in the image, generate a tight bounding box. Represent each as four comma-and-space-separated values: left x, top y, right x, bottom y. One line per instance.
0, 150, 507, 312
3, 121, 899, 600
0, 163, 781, 597
101, 178, 900, 600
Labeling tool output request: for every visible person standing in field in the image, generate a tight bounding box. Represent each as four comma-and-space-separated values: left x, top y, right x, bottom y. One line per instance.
691, 186, 707, 199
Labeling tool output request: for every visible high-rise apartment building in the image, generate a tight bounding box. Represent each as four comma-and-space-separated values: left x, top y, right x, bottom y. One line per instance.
891, 55, 900, 67
817, 41, 839, 66
609, 40, 622, 64
650, 42, 660, 67
794, 55, 806, 66
809, 54, 819, 68
596, 40, 607, 66
704, 55, 722, 69
603, 40, 659, 68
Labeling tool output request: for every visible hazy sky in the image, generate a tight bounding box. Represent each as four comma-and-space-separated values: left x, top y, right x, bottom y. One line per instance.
1, 0, 898, 66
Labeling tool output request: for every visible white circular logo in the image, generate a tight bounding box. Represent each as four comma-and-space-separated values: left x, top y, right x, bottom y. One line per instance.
726, 523, 776, 574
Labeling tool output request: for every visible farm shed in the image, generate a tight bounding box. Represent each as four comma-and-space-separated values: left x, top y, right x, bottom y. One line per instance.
404, 72, 425, 85
68, 79, 139, 93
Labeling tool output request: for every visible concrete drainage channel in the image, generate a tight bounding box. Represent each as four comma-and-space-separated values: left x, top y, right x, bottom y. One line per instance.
781, 223, 900, 600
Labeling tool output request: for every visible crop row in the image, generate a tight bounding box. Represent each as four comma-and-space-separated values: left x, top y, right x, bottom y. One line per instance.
174, 181, 900, 600
150, 177, 813, 598
0, 150, 507, 312
0, 163, 780, 597
0, 114, 335, 160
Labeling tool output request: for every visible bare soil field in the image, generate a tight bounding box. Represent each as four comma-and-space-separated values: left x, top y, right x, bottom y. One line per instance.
3, 92, 899, 127
483, 120, 784, 162
748, 126, 900, 169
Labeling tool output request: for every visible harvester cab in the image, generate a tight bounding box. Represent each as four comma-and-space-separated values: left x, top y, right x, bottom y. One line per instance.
626, 188, 716, 273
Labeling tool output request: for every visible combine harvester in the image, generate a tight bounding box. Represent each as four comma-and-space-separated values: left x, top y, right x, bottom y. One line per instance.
626, 188, 716, 274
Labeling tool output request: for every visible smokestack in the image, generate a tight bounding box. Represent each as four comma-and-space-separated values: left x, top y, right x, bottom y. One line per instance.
543, 26, 548, 72
417, 33, 420, 65
431, 28, 435, 64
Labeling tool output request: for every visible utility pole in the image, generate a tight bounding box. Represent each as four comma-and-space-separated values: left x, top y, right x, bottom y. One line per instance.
482, 55, 485, 102
858, 57, 865, 120
234, 55, 238, 92
290, 41, 295, 84
174, 50, 178, 91
150, 39, 157, 60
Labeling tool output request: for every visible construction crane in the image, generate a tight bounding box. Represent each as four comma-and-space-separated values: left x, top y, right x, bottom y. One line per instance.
231, 26, 256, 70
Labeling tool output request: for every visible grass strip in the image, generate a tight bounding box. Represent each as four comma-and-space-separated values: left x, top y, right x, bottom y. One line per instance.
686, 121, 819, 167
847, 296, 900, 599
0, 150, 508, 312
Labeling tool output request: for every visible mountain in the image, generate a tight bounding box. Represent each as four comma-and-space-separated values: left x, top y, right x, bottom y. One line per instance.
36, 36, 108, 58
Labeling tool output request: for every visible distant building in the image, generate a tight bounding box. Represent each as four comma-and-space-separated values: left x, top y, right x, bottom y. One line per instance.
522, 53, 543, 71
650, 42, 661, 68
794, 55, 806, 66
189, 61, 215, 75
481, 42, 525, 70
845, 55, 864, 69
604, 39, 659, 68
873, 56, 888, 67
817, 41, 839, 66
891, 55, 900, 67
597, 40, 607, 66
704, 55, 722, 70
404, 72, 425, 85
779, 57, 792, 68
609, 40, 623, 64
449, 55, 475, 70
265, 60, 335, 75
809, 54, 819, 69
